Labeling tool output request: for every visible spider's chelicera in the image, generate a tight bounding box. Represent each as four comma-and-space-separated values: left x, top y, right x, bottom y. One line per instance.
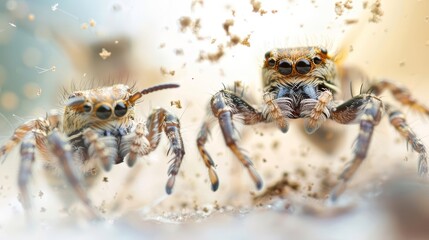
0, 83, 184, 219
197, 46, 429, 199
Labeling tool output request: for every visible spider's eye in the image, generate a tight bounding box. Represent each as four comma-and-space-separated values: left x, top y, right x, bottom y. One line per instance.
278, 60, 293, 75
114, 101, 128, 117
313, 56, 322, 65
295, 59, 311, 74
267, 58, 276, 67
264, 51, 271, 59
83, 103, 92, 112
96, 104, 112, 120
320, 48, 328, 55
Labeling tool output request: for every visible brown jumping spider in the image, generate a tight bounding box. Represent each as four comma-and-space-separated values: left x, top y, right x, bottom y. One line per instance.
197, 46, 428, 200
0, 83, 185, 218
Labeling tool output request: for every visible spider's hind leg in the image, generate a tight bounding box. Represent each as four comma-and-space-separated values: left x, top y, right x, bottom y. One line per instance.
18, 134, 36, 215
386, 105, 428, 175
369, 79, 429, 115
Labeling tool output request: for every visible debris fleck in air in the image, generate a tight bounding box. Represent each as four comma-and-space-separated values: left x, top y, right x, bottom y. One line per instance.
171, 100, 182, 109
99, 48, 111, 60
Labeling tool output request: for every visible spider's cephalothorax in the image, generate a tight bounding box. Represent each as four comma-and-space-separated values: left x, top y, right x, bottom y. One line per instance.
0, 83, 185, 219
197, 46, 429, 199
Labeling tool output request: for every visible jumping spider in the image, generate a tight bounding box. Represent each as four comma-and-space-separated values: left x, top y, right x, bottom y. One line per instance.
0, 83, 185, 218
197, 46, 428, 199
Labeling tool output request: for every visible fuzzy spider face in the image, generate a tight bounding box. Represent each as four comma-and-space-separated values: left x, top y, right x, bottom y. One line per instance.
262, 46, 339, 91
62, 84, 139, 135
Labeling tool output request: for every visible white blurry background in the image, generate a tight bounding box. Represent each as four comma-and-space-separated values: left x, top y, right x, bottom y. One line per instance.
0, 0, 428, 239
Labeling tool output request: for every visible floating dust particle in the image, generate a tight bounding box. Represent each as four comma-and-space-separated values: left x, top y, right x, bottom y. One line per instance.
179, 16, 192, 32
9, 23, 16, 28
231, 9, 236, 16
175, 49, 184, 55
349, 45, 354, 52
114, 40, 119, 44
192, 19, 202, 37
99, 48, 111, 60
271, 10, 278, 14
234, 80, 243, 88
103, 177, 108, 182
228, 35, 241, 46
345, 19, 358, 24
126, 195, 133, 201
210, 38, 216, 44
37, 88, 42, 96
89, 19, 96, 27
23, 83, 41, 99
259, 9, 267, 16
40, 207, 46, 213
198, 45, 224, 62
28, 14, 35, 21
250, 0, 261, 13
335, 2, 344, 16
271, 140, 279, 150
363, 1, 368, 9
160, 67, 175, 76
369, 0, 383, 23
51, 66, 56, 72
159, 43, 166, 48
241, 34, 251, 47
38, 191, 44, 199
223, 19, 234, 36
343, 0, 353, 9
191, 0, 204, 10
262, 158, 267, 163
399, 61, 405, 67
81, 23, 88, 30
170, 100, 182, 109
425, 16, 429, 23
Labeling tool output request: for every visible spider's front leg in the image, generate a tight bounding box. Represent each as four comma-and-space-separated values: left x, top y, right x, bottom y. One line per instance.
138, 107, 185, 194
329, 94, 383, 200
197, 89, 265, 191
0, 115, 52, 216
45, 112, 101, 219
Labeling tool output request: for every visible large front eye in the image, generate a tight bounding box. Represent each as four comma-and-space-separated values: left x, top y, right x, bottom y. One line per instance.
295, 59, 311, 74
96, 104, 112, 120
114, 101, 128, 117
278, 60, 293, 75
